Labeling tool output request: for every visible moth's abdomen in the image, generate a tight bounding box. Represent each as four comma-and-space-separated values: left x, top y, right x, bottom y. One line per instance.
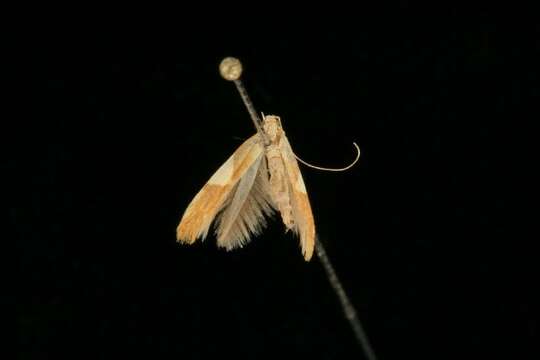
266, 145, 294, 230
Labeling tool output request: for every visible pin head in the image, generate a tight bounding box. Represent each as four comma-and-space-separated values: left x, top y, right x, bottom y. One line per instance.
219, 57, 243, 81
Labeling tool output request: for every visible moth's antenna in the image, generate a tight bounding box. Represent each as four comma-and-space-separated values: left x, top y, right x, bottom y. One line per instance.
219, 57, 378, 360
219, 57, 270, 145
295, 142, 361, 172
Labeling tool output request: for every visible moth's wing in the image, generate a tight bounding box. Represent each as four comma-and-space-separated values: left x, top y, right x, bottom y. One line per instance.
214, 153, 275, 250
176, 134, 266, 244
279, 134, 316, 261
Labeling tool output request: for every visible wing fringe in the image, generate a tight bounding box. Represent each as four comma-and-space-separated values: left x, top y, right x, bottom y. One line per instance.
215, 156, 276, 250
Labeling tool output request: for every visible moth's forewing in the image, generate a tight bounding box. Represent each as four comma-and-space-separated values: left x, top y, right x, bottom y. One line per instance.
279, 134, 316, 261
176, 134, 264, 244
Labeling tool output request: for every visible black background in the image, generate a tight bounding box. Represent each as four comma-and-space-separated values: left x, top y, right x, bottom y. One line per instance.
16, 13, 537, 359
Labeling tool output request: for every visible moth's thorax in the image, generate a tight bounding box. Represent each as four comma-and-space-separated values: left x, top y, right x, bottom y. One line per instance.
262, 115, 283, 143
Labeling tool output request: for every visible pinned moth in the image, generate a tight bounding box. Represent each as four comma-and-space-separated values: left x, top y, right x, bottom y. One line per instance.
176, 114, 318, 260
176, 57, 359, 261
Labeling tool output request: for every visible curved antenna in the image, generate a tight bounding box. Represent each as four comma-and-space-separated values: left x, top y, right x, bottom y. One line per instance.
294, 142, 361, 172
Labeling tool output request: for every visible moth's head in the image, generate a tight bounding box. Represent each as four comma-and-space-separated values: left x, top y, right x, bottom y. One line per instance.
262, 114, 283, 141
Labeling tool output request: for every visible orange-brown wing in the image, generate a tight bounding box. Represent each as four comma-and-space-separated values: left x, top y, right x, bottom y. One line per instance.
176, 134, 264, 244
279, 134, 316, 261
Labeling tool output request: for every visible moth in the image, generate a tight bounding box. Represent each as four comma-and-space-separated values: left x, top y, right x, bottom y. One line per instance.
176, 114, 317, 261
